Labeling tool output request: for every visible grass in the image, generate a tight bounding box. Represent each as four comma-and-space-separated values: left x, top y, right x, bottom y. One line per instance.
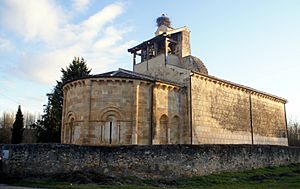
1, 164, 300, 189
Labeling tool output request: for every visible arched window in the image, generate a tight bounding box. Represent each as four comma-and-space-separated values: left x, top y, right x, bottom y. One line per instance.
99, 107, 123, 145
103, 115, 119, 144
69, 117, 74, 143
170, 116, 180, 144
159, 114, 169, 144
65, 112, 76, 144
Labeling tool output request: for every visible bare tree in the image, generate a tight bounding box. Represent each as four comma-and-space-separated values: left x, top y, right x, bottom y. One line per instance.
0, 110, 40, 143
288, 119, 300, 146
0, 112, 15, 128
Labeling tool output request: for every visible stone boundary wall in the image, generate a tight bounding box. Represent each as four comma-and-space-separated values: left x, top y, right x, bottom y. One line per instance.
1, 144, 299, 179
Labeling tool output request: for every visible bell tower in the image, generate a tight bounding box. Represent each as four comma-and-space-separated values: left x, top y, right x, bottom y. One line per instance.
128, 15, 207, 83
128, 15, 191, 64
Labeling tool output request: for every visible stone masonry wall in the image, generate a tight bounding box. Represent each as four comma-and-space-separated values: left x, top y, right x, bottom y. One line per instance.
191, 74, 252, 144
62, 79, 91, 145
152, 82, 189, 144
251, 95, 287, 145
191, 73, 288, 145
181, 29, 191, 58
1, 144, 299, 179
62, 78, 153, 145
134, 54, 191, 83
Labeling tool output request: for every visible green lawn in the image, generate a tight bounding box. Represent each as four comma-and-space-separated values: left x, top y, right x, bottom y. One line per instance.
2, 164, 300, 189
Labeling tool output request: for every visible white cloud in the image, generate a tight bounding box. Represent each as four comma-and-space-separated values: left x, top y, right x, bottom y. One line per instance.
0, 1, 133, 85
0, 0, 65, 42
92, 26, 132, 51
79, 3, 123, 42
19, 50, 76, 85
72, 0, 91, 12
0, 79, 16, 89
0, 37, 14, 52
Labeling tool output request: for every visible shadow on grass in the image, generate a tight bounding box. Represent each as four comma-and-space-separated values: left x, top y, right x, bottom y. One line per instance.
0, 164, 299, 189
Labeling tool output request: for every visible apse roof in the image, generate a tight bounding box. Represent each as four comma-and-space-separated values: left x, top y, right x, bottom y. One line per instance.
62, 68, 184, 87
94, 69, 155, 81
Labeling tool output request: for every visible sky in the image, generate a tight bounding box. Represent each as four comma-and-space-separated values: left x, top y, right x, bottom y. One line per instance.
0, 0, 299, 120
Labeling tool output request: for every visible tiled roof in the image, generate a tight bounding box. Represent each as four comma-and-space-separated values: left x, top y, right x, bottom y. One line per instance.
94, 69, 155, 81
63, 68, 184, 87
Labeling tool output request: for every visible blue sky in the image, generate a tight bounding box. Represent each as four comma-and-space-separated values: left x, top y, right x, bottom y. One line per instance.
0, 0, 299, 120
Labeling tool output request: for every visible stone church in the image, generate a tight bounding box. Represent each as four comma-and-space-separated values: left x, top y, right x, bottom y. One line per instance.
61, 16, 288, 146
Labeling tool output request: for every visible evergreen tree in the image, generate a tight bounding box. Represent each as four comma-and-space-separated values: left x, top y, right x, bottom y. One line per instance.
11, 105, 24, 144
34, 57, 91, 143
60, 57, 92, 83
